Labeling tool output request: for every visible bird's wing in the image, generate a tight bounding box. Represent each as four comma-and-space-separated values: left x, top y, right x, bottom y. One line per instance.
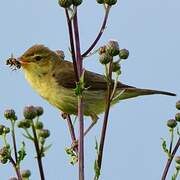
53, 60, 132, 90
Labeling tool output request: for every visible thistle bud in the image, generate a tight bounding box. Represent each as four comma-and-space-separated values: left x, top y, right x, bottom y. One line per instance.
39, 137, 45, 144
104, 0, 117, 6
99, 52, 112, 65
96, 0, 104, 4
176, 101, 180, 110
72, 0, 82, 6
35, 121, 44, 130
4, 109, 16, 120
167, 119, 177, 129
175, 113, 180, 122
98, 45, 106, 55
106, 40, 119, 56
58, 0, 72, 8
17, 119, 31, 129
112, 62, 121, 72
175, 156, 180, 164
0, 125, 5, 135
35, 106, 44, 116
23, 106, 37, 120
38, 129, 50, 139
21, 169, 31, 178
0, 146, 10, 164
3, 127, 10, 134
119, 48, 129, 59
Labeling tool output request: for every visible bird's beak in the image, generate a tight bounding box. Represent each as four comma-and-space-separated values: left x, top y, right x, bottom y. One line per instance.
18, 57, 30, 66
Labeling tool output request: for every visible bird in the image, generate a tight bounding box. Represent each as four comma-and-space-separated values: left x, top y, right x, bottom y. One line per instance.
18, 44, 176, 134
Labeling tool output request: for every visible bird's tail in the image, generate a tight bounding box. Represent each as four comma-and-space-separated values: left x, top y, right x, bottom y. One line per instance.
112, 88, 176, 104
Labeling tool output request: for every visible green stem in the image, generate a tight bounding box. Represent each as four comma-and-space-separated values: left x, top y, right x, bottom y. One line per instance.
169, 128, 174, 154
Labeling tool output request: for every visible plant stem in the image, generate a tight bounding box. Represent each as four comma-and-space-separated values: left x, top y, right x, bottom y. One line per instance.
97, 61, 113, 173
9, 157, 22, 180
82, 6, 111, 57
66, 114, 78, 153
65, 8, 78, 81
11, 120, 18, 163
31, 121, 45, 180
162, 137, 180, 180
73, 7, 84, 180
169, 128, 174, 154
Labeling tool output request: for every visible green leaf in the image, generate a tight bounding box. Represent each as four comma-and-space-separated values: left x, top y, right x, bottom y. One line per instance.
177, 127, 180, 136
17, 141, 26, 164
43, 144, 52, 153
161, 138, 171, 159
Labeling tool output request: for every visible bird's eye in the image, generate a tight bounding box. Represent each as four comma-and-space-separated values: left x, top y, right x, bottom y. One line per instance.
34, 55, 42, 61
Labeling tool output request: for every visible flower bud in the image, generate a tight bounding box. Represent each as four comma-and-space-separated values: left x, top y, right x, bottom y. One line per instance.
175, 156, 180, 164
72, 0, 82, 6
35, 121, 44, 130
175, 113, 180, 122
21, 169, 31, 178
176, 101, 180, 110
96, 0, 104, 4
39, 137, 45, 144
38, 129, 50, 139
0, 146, 10, 164
23, 106, 37, 119
104, 0, 117, 6
176, 164, 180, 171
98, 45, 106, 55
35, 106, 44, 116
167, 119, 177, 128
119, 48, 129, 59
106, 40, 119, 56
112, 62, 121, 72
0, 125, 5, 135
99, 52, 112, 65
17, 119, 31, 129
3, 127, 10, 134
58, 0, 72, 8
4, 109, 16, 120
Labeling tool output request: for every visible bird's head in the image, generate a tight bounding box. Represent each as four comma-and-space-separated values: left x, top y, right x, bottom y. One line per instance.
19, 44, 60, 75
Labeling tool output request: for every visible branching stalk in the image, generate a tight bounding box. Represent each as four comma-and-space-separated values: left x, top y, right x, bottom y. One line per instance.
96, 61, 113, 174
9, 157, 22, 180
66, 114, 78, 153
73, 7, 85, 180
82, 6, 111, 57
162, 137, 180, 180
65, 8, 78, 81
31, 121, 45, 180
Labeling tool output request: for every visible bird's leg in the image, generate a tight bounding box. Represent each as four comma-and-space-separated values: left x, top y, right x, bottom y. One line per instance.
84, 114, 99, 136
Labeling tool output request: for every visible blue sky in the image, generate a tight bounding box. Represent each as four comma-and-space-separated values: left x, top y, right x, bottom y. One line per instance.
0, 0, 180, 179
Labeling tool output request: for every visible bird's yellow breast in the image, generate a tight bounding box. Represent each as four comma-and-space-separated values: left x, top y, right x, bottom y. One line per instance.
23, 68, 107, 116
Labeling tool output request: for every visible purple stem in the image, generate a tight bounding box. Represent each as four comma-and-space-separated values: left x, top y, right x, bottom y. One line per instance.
9, 157, 23, 180
66, 114, 78, 153
73, 7, 84, 180
97, 61, 113, 171
161, 137, 180, 180
65, 8, 79, 81
31, 121, 45, 180
82, 6, 111, 57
